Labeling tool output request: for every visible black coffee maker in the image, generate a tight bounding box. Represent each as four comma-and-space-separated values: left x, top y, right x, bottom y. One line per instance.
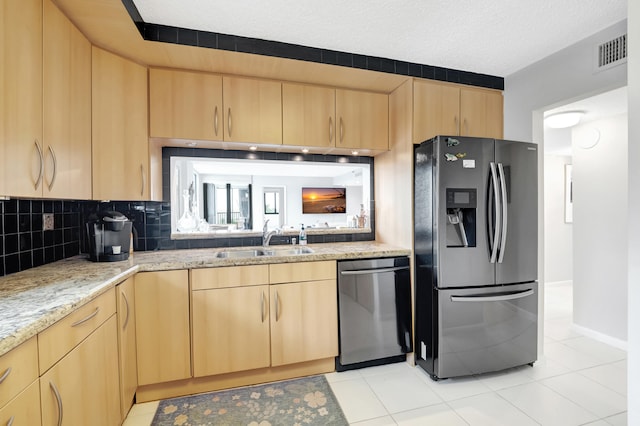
86, 211, 132, 262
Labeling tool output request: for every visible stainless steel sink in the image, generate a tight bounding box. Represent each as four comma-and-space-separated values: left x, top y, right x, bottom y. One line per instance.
215, 247, 314, 258
215, 249, 266, 258
262, 247, 314, 256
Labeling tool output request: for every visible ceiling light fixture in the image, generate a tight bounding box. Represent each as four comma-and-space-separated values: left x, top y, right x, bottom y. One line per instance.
351, 151, 359, 156
544, 111, 584, 129
301, 148, 309, 154
249, 146, 258, 151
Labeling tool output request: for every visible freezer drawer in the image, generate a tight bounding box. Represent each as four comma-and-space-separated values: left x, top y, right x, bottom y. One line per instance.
432, 282, 538, 379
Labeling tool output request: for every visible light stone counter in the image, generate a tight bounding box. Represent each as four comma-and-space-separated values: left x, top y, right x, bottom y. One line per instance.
0, 242, 409, 357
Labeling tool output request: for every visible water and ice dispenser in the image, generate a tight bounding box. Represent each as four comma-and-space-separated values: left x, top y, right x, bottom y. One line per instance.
445, 188, 476, 247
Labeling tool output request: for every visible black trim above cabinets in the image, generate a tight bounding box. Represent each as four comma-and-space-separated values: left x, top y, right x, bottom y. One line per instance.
120, 0, 504, 90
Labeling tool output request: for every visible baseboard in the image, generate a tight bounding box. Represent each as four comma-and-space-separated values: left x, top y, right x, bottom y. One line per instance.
545, 280, 573, 287
571, 323, 628, 351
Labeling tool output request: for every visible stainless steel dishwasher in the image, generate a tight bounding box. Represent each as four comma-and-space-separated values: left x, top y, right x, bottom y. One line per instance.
336, 256, 412, 371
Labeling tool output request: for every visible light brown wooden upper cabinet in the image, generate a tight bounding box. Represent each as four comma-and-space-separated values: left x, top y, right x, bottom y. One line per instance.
413, 80, 503, 143
335, 89, 389, 151
149, 68, 223, 141
413, 80, 460, 144
43, 0, 92, 200
92, 47, 149, 201
1, 0, 43, 198
460, 87, 504, 139
223, 76, 282, 145
282, 83, 336, 148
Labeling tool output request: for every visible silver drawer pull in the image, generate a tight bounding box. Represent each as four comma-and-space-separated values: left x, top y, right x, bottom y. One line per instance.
451, 289, 534, 303
340, 266, 409, 276
71, 307, 100, 327
0, 367, 11, 384
50, 381, 63, 426
7, 415, 14, 426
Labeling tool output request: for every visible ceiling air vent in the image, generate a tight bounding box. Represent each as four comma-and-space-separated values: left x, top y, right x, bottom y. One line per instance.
595, 34, 627, 72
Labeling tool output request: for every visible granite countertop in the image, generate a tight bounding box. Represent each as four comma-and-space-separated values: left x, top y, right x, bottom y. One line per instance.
0, 242, 410, 357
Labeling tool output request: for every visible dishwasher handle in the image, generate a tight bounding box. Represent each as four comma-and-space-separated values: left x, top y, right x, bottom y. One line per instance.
450, 289, 534, 303
340, 266, 410, 276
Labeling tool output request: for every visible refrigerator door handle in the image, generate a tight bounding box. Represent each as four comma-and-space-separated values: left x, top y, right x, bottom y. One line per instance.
489, 162, 501, 263
497, 162, 508, 263
450, 289, 534, 303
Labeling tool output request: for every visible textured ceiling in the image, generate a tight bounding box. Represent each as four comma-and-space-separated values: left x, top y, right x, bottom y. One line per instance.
132, 0, 627, 77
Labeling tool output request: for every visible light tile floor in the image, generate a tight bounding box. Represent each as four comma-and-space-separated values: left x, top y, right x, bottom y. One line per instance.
123, 283, 627, 425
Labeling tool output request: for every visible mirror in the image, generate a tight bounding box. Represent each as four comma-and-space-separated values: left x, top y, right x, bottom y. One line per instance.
169, 152, 372, 238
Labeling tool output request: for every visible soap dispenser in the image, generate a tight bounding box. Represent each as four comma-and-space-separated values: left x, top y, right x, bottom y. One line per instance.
299, 224, 307, 245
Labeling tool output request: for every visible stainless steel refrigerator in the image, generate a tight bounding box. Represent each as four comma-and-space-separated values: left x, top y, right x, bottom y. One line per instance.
414, 135, 538, 380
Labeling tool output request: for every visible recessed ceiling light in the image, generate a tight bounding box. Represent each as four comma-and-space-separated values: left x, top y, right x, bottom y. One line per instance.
249, 146, 258, 151
351, 151, 359, 156
301, 148, 309, 153
544, 111, 584, 129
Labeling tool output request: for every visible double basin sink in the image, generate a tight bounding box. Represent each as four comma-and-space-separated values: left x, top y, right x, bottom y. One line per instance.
216, 247, 314, 258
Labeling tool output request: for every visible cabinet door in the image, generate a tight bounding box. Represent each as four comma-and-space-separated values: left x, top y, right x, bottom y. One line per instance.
116, 277, 137, 419
0, 381, 41, 426
192, 285, 271, 376
335, 89, 388, 151
1, 0, 43, 197
40, 316, 120, 426
43, 0, 92, 199
149, 68, 223, 140
282, 83, 335, 148
135, 270, 190, 385
270, 280, 338, 366
92, 47, 149, 201
222, 76, 282, 145
413, 80, 460, 143
460, 87, 504, 138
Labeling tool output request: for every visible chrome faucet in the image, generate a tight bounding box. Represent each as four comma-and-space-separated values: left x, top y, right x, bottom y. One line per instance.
262, 219, 282, 247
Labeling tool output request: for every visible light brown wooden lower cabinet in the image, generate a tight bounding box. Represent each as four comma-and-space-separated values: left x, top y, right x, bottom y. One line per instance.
116, 277, 137, 419
192, 284, 271, 377
0, 380, 41, 426
40, 315, 120, 426
135, 270, 191, 386
270, 279, 339, 367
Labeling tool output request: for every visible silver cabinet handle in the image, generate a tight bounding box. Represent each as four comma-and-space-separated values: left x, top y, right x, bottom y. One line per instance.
274, 290, 280, 322
47, 145, 57, 191
451, 289, 534, 303
329, 116, 333, 143
71, 307, 99, 327
339, 117, 344, 143
463, 118, 468, 135
7, 415, 14, 426
227, 108, 232, 137
121, 290, 130, 330
34, 139, 44, 190
340, 266, 409, 276
0, 367, 11, 384
497, 162, 508, 263
140, 164, 145, 197
260, 291, 266, 323
454, 116, 459, 135
50, 381, 63, 426
489, 162, 501, 263
214, 106, 219, 136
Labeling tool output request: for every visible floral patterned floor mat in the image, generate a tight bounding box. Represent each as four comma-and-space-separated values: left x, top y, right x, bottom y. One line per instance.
151, 375, 348, 426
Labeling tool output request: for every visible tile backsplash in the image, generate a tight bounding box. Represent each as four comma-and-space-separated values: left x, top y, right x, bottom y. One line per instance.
1, 198, 373, 277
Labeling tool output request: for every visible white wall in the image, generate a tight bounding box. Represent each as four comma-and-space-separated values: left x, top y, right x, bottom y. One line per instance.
627, 1, 639, 422
543, 155, 573, 284
572, 115, 628, 341
504, 20, 627, 142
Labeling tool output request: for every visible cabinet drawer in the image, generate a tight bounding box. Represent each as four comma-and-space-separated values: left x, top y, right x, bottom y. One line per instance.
191, 265, 269, 290
0, 337, 38, 409
38, 288, 116, 374
0, 380, 41, 425
269, 260, 336, 284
